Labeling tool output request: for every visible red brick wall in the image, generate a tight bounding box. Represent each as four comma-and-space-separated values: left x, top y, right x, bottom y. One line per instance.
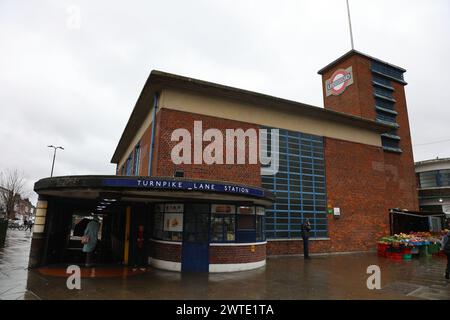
149, 241, 266, 264
209, 244, 266, 264
321, 55, 377, 120
150, 240, 181, 262
267, 137, 410, 255
319, 52, 419, 245
267, 240, 330, 255
152, 108, 262, 187
324, 138, 391, 251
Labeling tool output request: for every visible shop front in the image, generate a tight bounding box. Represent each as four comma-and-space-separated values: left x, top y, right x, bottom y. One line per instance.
150, 202, 267, 272
30, 175, 273, 273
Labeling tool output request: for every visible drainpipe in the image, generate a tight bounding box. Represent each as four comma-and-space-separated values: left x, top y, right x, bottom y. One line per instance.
148, 92, 159, 176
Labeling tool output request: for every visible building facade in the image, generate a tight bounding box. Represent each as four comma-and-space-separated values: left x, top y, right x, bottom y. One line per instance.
30, 50, 419, 272
415, 158, 450, 218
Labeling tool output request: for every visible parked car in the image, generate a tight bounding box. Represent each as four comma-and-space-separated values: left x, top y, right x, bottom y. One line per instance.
8, 218, 24, 229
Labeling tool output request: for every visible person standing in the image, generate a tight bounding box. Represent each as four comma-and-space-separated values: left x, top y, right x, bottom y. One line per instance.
442, 230, 450, 280
82, 216, 100, 268
133, 225, 147, 272
301, 219, 312, 259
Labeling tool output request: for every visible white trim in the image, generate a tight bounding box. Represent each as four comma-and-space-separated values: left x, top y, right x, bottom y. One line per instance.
148, 257, 181, 272
210, 241, 267, 247
267, 250, 376, 258
33, 225, 45, 233
150, 239, 182, 245
209, 260, 266, 273
268, 238, 330, 242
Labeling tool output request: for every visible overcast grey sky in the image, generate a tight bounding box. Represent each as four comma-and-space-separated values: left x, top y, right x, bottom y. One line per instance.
1, 0, 449, 204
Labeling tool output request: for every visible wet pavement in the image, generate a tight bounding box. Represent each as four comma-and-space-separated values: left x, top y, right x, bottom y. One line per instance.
0, 230, 449, 300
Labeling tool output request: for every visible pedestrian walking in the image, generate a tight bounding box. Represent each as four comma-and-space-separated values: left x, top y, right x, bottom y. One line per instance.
442, 230, 450, 280
25, 219, 33, 232
301, 219, 312, 259
81, 216, 100, 268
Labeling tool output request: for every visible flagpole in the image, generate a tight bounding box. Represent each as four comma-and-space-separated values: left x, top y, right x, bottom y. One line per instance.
346, 0, 355, 50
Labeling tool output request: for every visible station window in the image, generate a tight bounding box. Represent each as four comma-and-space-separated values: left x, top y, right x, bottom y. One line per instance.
152, 203, 266, 243
133, 143, 140, 175
152, 203, 183, 241
256, 207, 265, 242
419, 170, 450, 188
125, 153, 133, 176
237, 206, 255, 230
211, 204, 236, 242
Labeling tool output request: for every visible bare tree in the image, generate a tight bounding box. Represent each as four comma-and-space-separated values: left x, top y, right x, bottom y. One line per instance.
0, 169, 26, 220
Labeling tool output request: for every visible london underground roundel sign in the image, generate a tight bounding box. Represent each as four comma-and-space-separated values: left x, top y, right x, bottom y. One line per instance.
325, 66, 354, 97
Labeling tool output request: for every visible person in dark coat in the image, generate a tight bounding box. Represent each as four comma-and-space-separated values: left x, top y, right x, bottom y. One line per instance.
301, 219, 312, 259
442, 230, 450, 279
132, 224, 147, 272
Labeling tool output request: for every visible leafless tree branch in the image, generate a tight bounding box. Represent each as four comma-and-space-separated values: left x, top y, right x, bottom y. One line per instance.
0, 169, 26, 219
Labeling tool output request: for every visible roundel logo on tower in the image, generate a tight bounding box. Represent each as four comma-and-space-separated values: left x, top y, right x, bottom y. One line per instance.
325, 66, 354, 97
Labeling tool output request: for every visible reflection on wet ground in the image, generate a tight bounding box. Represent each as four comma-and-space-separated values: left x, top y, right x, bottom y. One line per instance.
1, 230, 449, 300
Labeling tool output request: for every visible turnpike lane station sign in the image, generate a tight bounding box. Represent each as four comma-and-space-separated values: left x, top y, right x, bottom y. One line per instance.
102, 178, 266, 198
325, 66, 354, 96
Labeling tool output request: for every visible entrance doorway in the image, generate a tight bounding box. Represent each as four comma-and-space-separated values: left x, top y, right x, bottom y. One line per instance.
43, 199, 126, 266
181, 204, 210, 272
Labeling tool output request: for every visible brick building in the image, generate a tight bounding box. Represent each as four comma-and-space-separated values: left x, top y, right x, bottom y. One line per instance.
30, 50, 418, 272
415, 157, 450, 219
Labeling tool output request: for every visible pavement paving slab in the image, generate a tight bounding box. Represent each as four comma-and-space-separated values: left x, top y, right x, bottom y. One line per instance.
0, 229, 449, 300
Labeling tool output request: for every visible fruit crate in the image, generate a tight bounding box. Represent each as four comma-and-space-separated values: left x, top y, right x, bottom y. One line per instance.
419, 245, 431, 257
427, 243, 440, 254
401, 247, 412, 255
411, 246, 420, 255
377, 243, 389, 257
386, 252, 403, 260
403, 254, 412, 260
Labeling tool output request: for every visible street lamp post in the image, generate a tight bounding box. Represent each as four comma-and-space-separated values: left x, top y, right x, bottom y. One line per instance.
48, 145, 64, 177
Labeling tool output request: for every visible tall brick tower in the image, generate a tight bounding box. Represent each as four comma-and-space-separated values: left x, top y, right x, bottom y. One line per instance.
318, 50, 419, 210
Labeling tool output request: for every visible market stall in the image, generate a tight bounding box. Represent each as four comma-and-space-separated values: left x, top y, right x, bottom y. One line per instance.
378, 230, 448, 260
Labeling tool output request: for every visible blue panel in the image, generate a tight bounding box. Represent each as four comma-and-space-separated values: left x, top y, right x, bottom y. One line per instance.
181, 243, 209, 272
261, 128, 327, 239
236, 230, 256, 243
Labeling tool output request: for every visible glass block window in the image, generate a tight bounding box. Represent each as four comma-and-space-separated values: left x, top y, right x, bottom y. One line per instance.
375, 97, 395, 111
261, 128, 327, 239
381, 136, 401, 151
376, 110, 397, 124
371, 61, 405, 82
371, 61, 404, 153
372, 75, 393, 88
374, 86, 394, 99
